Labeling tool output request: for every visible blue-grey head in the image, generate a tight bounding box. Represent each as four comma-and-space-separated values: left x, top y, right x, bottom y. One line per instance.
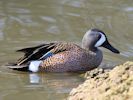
82, 28, 120, 54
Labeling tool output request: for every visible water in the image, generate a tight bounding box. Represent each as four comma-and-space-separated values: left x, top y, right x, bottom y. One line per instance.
0, 0, 133, 100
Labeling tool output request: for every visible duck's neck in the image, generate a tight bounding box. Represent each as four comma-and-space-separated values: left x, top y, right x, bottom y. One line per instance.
82, 32, 98, 52
82, 44, 98, 52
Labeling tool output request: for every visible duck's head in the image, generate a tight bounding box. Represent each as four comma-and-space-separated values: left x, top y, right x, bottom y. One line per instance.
82, 28, 120, 54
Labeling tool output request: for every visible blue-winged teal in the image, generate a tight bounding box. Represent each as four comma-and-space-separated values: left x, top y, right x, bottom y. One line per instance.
8, 28, 120, 72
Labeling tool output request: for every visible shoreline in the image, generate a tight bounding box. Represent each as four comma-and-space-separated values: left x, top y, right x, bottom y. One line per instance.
68, 61, 133, 100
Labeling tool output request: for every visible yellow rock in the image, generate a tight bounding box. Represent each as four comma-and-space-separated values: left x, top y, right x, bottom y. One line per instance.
68, 61, 133, 100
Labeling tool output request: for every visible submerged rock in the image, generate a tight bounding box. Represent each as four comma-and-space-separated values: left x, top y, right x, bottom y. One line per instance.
68, 61, 133, 100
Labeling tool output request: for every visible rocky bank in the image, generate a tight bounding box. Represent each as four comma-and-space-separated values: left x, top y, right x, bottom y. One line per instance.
68, 61, 133, 100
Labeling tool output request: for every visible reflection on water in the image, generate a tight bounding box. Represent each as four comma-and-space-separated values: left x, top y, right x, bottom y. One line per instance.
0, 0, 133, 100
0, 69, 83, 100
29, 74, 40, 84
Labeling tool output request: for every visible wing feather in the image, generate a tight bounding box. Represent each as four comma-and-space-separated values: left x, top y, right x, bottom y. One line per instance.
16, 42, 71, 65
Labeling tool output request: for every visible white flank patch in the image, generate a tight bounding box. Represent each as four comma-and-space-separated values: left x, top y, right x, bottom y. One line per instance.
29, 61, 42, 72
95, 32, 106, 47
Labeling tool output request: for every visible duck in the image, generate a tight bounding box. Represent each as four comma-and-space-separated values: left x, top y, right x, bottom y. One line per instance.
7, 28, 120, 72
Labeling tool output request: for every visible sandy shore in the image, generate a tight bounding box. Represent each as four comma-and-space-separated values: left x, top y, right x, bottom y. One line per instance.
68, 61, 133, 100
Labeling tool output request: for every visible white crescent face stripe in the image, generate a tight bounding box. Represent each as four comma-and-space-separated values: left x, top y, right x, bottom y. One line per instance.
95, 32, 106, 47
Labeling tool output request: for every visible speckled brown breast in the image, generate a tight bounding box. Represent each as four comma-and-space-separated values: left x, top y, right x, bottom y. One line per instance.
40, 44, 103, 72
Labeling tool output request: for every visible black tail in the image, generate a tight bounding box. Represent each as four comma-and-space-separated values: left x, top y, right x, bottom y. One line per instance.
6, 62, 29, 72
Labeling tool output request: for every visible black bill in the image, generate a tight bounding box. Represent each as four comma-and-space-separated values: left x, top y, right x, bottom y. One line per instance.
102, 41, 120, 54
